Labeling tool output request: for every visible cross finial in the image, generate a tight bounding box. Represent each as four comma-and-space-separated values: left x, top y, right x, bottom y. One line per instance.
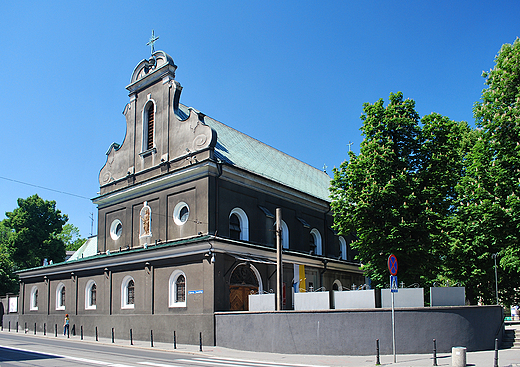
347, 141, 354, 152
147, 30, 159, 55
323, 164, 328, 173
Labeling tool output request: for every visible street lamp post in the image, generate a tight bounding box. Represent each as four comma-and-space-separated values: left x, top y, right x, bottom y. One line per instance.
492, 253, 499, 305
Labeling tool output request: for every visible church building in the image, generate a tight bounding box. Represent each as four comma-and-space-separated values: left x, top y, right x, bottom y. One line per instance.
16, 48, 363, 345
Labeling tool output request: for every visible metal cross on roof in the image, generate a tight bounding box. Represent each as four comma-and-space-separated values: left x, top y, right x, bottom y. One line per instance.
147, 30, 159, 55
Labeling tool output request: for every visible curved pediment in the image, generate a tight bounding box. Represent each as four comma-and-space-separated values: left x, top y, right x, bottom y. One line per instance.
127, 51, 177, 93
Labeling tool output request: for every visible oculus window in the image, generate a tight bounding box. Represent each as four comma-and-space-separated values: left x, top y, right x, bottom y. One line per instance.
110, 219, 123, 241
173, 202, 190, 226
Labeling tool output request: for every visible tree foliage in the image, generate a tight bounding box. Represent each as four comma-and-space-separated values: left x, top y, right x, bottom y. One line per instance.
330, 92, 469, 289
3, 194, 68, 269
57, 223, 87, 251
0, 222, 18, 295
331, 39, 520, 306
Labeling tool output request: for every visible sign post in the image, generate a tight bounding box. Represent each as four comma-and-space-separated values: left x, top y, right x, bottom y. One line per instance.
388, 254, 398, 363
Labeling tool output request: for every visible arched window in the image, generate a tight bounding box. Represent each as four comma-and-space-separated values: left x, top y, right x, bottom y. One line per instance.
146, 103, 154, 150
30, 286, 38, 311
85, 280, 97, 310
56, 283, 65, 310
277, 220, 289, 249
339, 236, 347, 260
121, 276, 135, 309
169, 270, 187, 307
310, 229, 322, 255
229, 208, 249, 241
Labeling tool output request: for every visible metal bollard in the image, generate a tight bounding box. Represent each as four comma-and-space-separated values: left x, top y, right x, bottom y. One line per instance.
34, 323, 36, 335
494, 338, 498, 367
16, 321, 18, 332
44, 323, 46, 336
25, 322, 27, 334
199, 332, 203, 352
55, 324, 57, 337
173, 330, 177, 349
67, 324, 70, 338
112, 328, 114, 343
376, 339, 380, 365
95, 326, 98, 341
81, 325, 83, 340
151, 330, 154, 348
433, 339, 437, 366
9, 321, 11, 332
130, 329, 133, 345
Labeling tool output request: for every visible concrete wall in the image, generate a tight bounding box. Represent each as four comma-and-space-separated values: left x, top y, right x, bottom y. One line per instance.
249, 294, 275, 311
294, 292, 329, 310
334, 290, 375, 309
215, 306, 503, 355
381, 288, 424, 308
430, 287, 466, 306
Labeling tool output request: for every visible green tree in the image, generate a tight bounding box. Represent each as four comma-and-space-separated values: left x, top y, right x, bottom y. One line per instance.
0, 221, 18, 295
447, 39, 520, 305
57, 223, 87, 251
330, 92, 468, 289
4, 194, 68, 269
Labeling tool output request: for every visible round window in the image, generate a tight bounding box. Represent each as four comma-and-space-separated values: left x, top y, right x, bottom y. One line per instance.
173, 202, 190, 225
110, 219, 123, 240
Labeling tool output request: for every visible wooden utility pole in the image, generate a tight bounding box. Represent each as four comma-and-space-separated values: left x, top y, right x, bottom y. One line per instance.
276, 208, 283, 311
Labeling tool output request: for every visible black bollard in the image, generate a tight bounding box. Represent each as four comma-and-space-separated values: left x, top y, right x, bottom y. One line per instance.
112, 328, 115, 343
199, 332, 203, 352
16, 321, 18, 332
433, 339, 437, 366
494, 338, 499, 367
25, 322, 27, 334
67, 324, 70, 338
130, 329, 133, 345
173, 330, 177, 349
376, 339, 380, 365
81, 325, 83, 340
9, 321, 10, 332
55, 324, 57, 337
72, 324, 75, 336
95, 326, 98, 341
44, 323, 46, 336
151, 330, 154, 348
34, 323, 36, 335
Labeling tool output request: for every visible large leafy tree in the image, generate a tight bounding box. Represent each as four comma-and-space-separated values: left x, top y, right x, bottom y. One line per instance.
447, 39, 520, 305
57, 223, 87, 251
330, 92, 468, 289
4, 194, 68, 269
0, 221, 18, 295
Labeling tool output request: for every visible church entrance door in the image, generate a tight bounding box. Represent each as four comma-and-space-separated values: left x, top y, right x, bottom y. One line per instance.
229, 264, 259, 311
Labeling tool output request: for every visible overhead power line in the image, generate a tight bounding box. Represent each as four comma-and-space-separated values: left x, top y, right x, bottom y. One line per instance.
0, 176, 91, 201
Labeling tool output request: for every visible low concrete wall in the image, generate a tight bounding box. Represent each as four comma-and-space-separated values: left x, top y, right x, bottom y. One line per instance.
215, 306, 503, 355
381, 288, 424, 308
249, 294, 275, 311
294, 292, 329, 311
430, 287, 466, 306
334, 290, 375, 309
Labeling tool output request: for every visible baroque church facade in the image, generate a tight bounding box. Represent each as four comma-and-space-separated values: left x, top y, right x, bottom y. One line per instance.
16, 50, 363, 345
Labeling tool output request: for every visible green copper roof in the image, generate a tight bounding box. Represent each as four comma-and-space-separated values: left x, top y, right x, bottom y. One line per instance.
198, 110, 331, 202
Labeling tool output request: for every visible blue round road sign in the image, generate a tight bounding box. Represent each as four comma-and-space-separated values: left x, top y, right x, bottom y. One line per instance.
388, 254, 398, 275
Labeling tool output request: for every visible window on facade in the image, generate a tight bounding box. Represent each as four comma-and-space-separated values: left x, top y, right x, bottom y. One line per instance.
31, 287, 38, 310
229, 213, 241, 240
176, 275, 186, 303
127, 280, 135, 305
169, 270, 187, 307
309, 234, 316, 254
86, 281, 97, 310
339, 236, 347, 261
173, 202, 190, 225
56, 283, 66, 310
310, 229, 322, 256
110, 219, 123, 241
147, 104, 154, 150
60, 287, 66, 307
121, 276, 135, 309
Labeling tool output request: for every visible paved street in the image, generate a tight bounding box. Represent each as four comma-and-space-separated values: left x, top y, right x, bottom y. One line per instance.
1, 329, 519, 366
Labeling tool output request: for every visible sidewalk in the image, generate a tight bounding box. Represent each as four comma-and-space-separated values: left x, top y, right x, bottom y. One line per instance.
3, 328, 520, 367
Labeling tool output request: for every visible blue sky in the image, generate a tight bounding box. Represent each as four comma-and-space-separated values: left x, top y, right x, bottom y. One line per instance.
0, 1, 518, 238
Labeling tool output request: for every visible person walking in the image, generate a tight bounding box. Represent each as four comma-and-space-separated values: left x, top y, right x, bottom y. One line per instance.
63, 314, 70, 337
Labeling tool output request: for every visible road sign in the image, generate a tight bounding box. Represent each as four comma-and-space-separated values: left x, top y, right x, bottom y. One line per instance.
390, 275, 398, 293
388, 254, 398, 275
